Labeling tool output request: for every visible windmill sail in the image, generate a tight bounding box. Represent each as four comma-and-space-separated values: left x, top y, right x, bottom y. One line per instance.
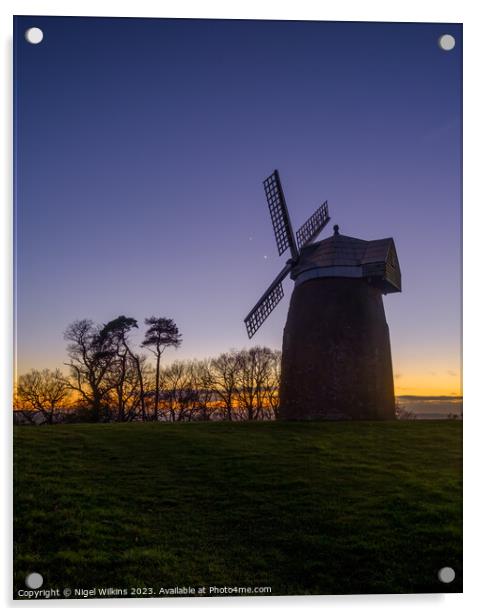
263, 170, 299, 261
296, 201, 330, 249
244, 263, 292, 338
245, 170, 329, 337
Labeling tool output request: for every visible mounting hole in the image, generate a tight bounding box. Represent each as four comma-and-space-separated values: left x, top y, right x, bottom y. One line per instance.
438, 567, 455, 583
25, 27, 44, 45
438, 34, 455, 51
25, 572, 43, 589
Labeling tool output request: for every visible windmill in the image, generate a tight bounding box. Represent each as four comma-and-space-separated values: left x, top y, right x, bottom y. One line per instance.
244, 170, 401, 420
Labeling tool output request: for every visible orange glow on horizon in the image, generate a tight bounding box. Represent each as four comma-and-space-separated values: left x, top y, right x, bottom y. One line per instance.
15, 358, 462, 399
394, 373, 462, 397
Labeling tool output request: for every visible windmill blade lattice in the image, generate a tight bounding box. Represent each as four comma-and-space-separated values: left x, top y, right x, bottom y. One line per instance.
263, 170, 299, 260
296, 201, 330, 249
244, 263, 291, 338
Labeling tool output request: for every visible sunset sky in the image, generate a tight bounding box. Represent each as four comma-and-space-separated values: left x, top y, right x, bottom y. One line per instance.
14, 17, 462, 396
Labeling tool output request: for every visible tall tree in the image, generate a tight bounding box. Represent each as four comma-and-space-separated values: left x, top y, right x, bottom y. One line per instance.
97, 316, 147, 421
64, 319, 115, 421
142, 317, 182, 421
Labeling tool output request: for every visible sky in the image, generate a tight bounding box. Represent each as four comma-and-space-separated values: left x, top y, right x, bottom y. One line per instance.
14, 17, 462, 396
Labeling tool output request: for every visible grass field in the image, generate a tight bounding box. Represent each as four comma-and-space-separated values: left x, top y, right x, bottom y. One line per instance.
14, 421, 462, 597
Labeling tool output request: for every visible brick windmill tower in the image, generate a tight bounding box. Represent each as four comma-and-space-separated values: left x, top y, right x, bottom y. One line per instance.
244, 170, 401, 420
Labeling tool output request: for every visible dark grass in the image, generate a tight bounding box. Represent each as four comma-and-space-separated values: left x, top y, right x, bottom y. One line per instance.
14, 421, 462, 597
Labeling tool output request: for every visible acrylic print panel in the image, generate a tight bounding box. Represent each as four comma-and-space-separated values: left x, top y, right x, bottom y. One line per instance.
13, 16, 462, 599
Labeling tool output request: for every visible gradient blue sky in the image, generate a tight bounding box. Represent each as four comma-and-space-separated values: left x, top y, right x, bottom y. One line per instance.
14, 17, 462, 394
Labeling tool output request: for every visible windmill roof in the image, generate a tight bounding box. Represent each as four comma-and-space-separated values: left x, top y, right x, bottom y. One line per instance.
296, 233, 394, 269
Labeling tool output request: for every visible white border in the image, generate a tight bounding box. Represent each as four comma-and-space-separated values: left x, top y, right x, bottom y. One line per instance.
2, 1, 480, 614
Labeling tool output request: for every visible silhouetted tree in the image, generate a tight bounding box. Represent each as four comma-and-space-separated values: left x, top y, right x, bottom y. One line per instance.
237, 347, 276, 420
210, 351, 242, 421
265, 350, 282, 419
22, 313, 283, 425
142, 317, 182, 421
64, 319, 115, 421
159, 360, 195, 422
191, 359, 216, 421
16, 368, 70, 424
98, 316, 147, 421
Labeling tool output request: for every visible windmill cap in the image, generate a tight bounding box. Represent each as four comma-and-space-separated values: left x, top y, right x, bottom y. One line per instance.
290, 233, 401, 293
297, 234, 395, 267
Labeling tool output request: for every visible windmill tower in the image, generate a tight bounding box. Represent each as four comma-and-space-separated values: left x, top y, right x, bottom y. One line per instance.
244, 170, 401, 420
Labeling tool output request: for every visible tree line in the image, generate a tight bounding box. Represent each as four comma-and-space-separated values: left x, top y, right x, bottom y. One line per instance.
14, 315, 281, 425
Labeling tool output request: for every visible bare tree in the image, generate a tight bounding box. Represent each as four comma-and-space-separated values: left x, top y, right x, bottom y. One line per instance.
142, 317, 182, 421
23, 314, 283, 426
238, 346, 279, 421
210, 351, 242, 421
237, 347, 274, 421
160, 360, 192, 422
16, 368, 70, 424
64, 319, 115, 421
265, 350, 282, 419
191, 359, 216, 421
